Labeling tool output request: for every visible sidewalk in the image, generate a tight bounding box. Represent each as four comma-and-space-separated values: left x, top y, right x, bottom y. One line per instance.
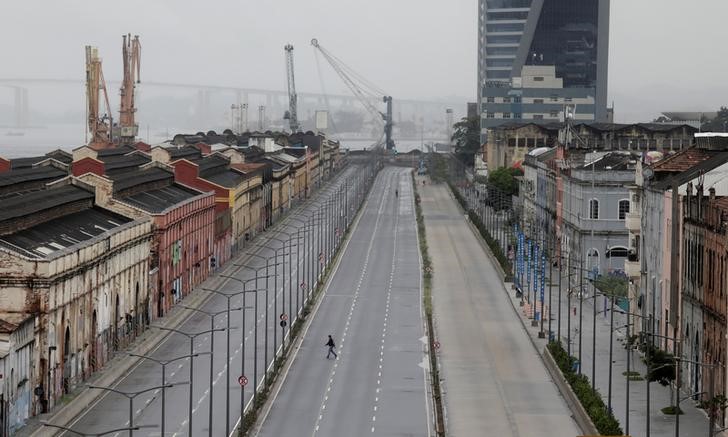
456, 183, 715, 437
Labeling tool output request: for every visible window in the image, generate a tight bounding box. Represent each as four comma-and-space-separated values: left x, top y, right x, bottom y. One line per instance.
618, 199, 630, 220
503, 112, 511, 119
486, 97, 495, 103
486, 112, 495, 119
514, 113, 522, 119
589, 199, 599, 219
502, 97, 511, 103
533, 114, 544, 120
565, 97, 573, 102
550, 95, 559, 102
534, 76, 544, 81
513, 96, 522, 103
607, 247, 629, 258
549, 110, 559, 118
533, 99, 544, 104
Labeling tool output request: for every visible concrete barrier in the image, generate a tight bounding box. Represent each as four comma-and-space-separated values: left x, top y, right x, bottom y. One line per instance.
542, 346, 599, 436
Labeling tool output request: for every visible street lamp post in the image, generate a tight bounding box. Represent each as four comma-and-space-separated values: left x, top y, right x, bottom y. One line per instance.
220, 272, 273, 423
151, 326, 224, 437
201, 286, 257, 437
128, 352, 204, 437
179, 305, 242, 437
88, 383, 185, 437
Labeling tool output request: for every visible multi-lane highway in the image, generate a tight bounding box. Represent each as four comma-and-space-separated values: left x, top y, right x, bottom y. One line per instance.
61, 163, 377, 437
257, 167, 430, 437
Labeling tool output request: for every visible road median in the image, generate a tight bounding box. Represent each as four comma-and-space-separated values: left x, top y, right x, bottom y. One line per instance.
413, 174, 445, 437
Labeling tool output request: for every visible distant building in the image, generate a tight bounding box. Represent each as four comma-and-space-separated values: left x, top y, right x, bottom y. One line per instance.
486, 122, 697, 170
478, 0, 610, 137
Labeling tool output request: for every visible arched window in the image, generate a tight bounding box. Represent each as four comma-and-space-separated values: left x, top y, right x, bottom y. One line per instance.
589, 199, 599, 219
618, 199, 630, 220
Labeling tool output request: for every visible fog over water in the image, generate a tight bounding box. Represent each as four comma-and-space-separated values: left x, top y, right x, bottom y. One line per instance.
1, 0, 727, 158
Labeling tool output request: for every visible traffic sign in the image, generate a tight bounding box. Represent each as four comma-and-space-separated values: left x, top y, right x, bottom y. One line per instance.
280, 313, 288, 321
238, 375, 248, 387
433, 341, 441, 350
280, 320, 287, 328
300, 281, 307, 290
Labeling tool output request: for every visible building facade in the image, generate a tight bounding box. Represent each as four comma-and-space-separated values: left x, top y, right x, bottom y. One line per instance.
478, 0, 610, 134
0, 179, 152, 414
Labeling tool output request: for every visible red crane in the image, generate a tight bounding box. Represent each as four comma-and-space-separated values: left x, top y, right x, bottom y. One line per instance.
118, 34, 141, 145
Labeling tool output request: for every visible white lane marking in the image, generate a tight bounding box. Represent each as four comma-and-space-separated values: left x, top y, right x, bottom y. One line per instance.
311, 171, 393, 436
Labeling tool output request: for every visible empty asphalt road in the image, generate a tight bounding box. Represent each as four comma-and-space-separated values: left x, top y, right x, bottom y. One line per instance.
258, 167, 430, 437
419, 177, 580, 437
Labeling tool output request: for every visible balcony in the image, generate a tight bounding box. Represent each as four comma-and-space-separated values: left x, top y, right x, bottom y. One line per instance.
625, 212, 641, 233
624, 258, 640, 278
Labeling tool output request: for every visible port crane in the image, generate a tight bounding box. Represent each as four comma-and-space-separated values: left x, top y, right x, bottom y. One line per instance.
311, 38, 394, 150
117, 34, 141, 145
283, 44, 300, 133
85, 45, 112, 148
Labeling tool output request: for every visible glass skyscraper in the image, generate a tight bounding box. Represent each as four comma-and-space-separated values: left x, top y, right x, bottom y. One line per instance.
478, 0, 610, 129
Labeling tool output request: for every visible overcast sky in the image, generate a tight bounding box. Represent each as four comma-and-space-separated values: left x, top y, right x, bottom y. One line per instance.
1, 0, 726, 122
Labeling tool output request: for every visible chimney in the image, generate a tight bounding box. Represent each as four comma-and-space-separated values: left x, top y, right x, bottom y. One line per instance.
0, 156, 10, 173
133, 141, 151, 153
195, 142, 212, 155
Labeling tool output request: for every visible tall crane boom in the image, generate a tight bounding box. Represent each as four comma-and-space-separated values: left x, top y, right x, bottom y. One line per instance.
310, 38, 394, 150
284, 44, 299, 133
118, 34, 141, 145
85, 45, 112, 148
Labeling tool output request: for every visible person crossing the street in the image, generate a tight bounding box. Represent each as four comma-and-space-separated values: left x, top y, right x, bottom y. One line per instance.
326, 334, 338, 359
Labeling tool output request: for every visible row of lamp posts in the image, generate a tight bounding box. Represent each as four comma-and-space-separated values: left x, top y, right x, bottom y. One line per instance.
42, 161, 377, 436
459, 170, 728, 437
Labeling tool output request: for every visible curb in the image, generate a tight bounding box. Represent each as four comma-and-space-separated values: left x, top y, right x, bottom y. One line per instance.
542, 347, 599, 435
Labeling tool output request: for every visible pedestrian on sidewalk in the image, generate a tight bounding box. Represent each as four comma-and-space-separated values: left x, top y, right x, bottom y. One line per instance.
326, 335, 338, 359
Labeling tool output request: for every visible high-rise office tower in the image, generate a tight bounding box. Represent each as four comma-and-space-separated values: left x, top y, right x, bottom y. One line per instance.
478, 0, 610, 131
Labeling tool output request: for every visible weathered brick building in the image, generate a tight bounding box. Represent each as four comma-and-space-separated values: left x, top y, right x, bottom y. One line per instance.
682, 183, 728, 418
74, 162, 216, 319
0, 178, 152, 413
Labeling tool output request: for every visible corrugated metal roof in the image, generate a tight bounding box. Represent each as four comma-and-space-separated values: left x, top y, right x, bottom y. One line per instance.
0, 166, 67, 188
0, 206, 132, 259
122, 184, 201, 213
110, 167, 172, 192
0, 184, 93, 222
202, 170, 245, 188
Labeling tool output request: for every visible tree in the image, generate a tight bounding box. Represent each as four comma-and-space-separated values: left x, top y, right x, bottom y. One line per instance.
488, 167, 520, 196
451, 116, 481, 166
701, 107, 728, 132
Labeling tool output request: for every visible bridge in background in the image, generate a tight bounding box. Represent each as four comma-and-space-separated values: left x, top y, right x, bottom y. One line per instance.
0, 77, 464, 131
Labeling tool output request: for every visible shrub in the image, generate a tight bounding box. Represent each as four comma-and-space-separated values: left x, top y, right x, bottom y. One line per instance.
548, 341, 623, 436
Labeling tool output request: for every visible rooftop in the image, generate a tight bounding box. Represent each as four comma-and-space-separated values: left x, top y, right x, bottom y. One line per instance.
122, 184, 201, 213
0, 184, 93, 223
10, 150, 72, 169
101, 152, 151, 175
581, 152, 640, 171
652, 147, 718, 173
0, 206, 132, 259
110, 167, 172, 192
0, 165, 67, 189
201, 170, 246, 188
